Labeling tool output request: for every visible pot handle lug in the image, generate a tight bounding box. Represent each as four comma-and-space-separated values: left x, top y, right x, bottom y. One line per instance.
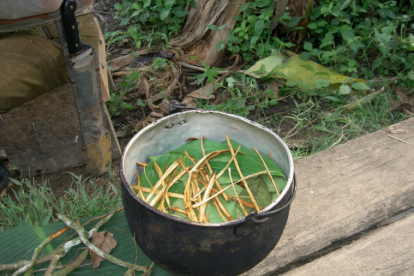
169, 100, 202, 114
234, 174, 297, 236
254, 173, 297, 219
234, 212, 267, 237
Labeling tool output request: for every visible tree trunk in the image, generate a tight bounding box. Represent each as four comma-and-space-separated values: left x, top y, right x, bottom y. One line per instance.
171, 0, 246, 67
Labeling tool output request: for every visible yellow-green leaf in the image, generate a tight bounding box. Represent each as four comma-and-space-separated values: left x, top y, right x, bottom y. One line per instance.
245, 52, 367, 93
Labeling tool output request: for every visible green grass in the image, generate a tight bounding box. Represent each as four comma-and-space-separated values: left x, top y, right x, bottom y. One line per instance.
265, 93, 408, 160
0, 168, 122, 233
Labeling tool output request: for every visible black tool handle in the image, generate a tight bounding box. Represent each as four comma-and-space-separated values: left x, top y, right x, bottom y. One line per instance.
60, 0, 86, 54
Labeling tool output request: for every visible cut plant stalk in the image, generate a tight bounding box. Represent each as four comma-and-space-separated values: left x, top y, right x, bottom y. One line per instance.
214, 196, 233, 221
196, 180, 263, 210
234, 170, 274, 185
199, 174, 216, 222
135, 172, 145, 200
153, 162, 164, 178
200, 138, 229, 202
225, 135, 260, 212
136, 162, 147, 167
132, 186, 185, 199
192, 178, 202, 213
184, 170, 199, 222
170, 206, 187, 215
153, 168, 186, 207
145, 161, 179, 202
254, 148, 280, 196
192, 180, 238, 208
229, 168, 248, 216
143, 167, 153, 188
212, 198, 228, 222
215, 145, 242, 179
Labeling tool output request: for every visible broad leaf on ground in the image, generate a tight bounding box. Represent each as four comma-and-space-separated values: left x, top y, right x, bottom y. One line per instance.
244, 51, 367, 93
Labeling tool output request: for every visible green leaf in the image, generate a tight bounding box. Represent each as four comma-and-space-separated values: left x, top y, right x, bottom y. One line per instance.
235, 97, 246, 108
253, 64, 267, 75
250, 35, 260, 47
159, 8, 171, 21
235, 175, 273, 219
240, 3, 249, 11
0, 212, 175, 275
208, 25, 219, 31
175, 9, 189, 17
338, 84, 351, 95
245, 52, 367, 92
170, 140, 226, 160
341, 30, 354, 41
164, 0, 176, 10
339, 0, 352, 11
137, 99, 146, 107
206, 69, 216, 84
315, 72, 330, 77
216, 41, 225, 51
120, 17, 130, 26
189, 0, 197, 9
144, 0, 151, 8
288, 16, 302, 27
320, 32, 334, 48
303, 42, 313, 51
324, 96, 340, 102
315, 79, 330, 88
407, 71, 414, 80
307, 22, 317, 29
300, 64, 315, 74
351, 82, 369, 90
299, 52, 311, 60
350, 40, 364, 52
255, 20, 265, 35
114, 3, 122, 11
374, 31, 391, 45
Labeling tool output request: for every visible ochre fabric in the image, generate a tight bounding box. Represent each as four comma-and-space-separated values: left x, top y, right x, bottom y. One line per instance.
0, 13, 109, 114
0, 0, 93, 33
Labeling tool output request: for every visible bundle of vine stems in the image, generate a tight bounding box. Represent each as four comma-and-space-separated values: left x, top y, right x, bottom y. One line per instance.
132, 135, 286, 223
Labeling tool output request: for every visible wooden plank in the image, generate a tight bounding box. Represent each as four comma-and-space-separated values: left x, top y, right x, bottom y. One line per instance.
242, 117, 414, 275
282, 211, 414, 276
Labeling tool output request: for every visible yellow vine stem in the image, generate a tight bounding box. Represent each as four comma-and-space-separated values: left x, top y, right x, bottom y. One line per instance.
200, 138, 229, 202
135, 172, 145, 200
225, 135, 260, 212
254, 148, 280, 196
229, 168, 248, 216
145, 162, 179, 202
199, 174, 216, 222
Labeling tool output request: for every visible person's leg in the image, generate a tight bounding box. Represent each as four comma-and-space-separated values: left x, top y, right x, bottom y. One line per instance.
0, 34, 68, 113
0, 13, 108, 113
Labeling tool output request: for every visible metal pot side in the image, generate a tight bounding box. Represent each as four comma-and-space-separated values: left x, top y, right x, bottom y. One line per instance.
120, 111, 295, 276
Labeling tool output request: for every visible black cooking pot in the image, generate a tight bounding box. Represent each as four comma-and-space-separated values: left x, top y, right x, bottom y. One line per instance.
120, 111, 296, 276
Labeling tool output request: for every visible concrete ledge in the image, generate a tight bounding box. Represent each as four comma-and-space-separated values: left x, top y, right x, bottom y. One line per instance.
243, 117, 414, 275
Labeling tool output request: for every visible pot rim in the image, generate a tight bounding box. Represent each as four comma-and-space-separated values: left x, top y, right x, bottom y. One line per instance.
120, 110, 294, 227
